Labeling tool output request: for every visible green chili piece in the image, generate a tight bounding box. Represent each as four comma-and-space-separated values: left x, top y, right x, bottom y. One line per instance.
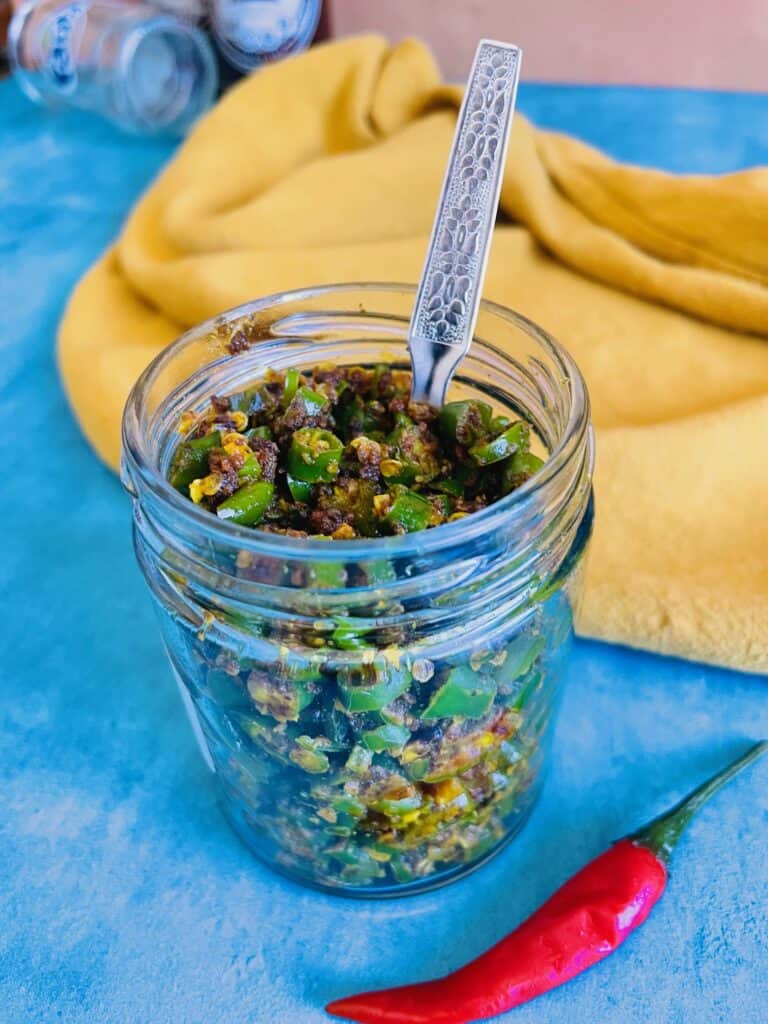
370, 840, 404, 858
324, 818, 356, 839
287, 427, 344, 482
243, 712, 301, 768
470, 421, 530, 466
246, 425, 272, 441
321, 706, 352, 750
343, 478, 376, 536
510, 670, 543, 712
371, 363, 394, 398
491, 414, 512, 432
501, 449, 545, 494
283, 657, 324, 684
331, 795, 366, 818
362, 723, 411, 752
224, 608, 264, 634
328, 847, 365, 867
434, 478, 465, 498
379, 702, 408, 726
369, 794, 423, 816
247, 670, 317, 722
169, 430, 222, 491
286, 472, 313, 503
310, 559, 346, 588
421, 664, 497, 720
498, 635, 545, 686
494, 775, 527, 819
336, 394, 383, 436
330, 847, 386, 882
290, 735, 331, 774
437, 400, 493, 446
332, 619, 374, 650
282, 367, 301, 407
242, 385, 277, 418
339, 664, 409, 712
389, 855, 416, 884
237, 454, 262, 483
399, 754, 430, 783
230, 389, 254, 413
380, 458, 417, 485
345, 745, 374, 774
429, 495, 453, 521
292, 386, 328, 418
216, 481, 274, 526
385, 490, 431, 533
387, 413, 440, 483
360, 559, 397, 585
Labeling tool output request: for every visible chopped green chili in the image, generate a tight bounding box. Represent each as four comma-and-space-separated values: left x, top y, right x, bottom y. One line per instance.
338, 664, 410, 712
216, 481, 274, 525
287, 427, 344, 483
169, 430, 222, 492
361, 723, 411, 752
237, 454, 263, 483
286, 472, 313, 502
422, 665, 497, 720
170, 365, 545, 538
385, 489, 432, 533
470, 421, 530, 466
282, 367, 301, 407
437, 400, 494, 446
502, 449, 545, 494
247, 425, 272, 441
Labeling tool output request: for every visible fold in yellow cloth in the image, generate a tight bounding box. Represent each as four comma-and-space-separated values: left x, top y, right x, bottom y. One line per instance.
58, 36, 768, 673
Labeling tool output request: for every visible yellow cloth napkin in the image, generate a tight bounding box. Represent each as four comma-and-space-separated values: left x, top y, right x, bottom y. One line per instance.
59, 35, 768, 673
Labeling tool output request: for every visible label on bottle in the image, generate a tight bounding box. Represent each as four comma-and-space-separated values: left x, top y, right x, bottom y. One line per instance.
212, 0, 321, 72
39, 0, 87, 94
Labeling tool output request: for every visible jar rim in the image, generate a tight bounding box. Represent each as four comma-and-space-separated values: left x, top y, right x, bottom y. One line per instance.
122, 282, 592, 561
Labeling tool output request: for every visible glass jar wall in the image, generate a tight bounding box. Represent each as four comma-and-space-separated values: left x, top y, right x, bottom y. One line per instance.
122, 284, 594, 896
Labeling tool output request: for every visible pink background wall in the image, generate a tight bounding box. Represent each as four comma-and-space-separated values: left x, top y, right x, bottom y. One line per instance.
330, 0, 768, 91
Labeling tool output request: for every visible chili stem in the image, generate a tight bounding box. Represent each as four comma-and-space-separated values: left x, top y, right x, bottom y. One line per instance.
631, 740, 768, 864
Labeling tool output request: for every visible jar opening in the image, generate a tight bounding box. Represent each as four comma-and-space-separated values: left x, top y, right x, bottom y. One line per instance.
122, 283, 592, 565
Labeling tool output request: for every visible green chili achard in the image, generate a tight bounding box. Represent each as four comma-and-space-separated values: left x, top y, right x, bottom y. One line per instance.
169, 365, 544, 536
170, 364, 555, 891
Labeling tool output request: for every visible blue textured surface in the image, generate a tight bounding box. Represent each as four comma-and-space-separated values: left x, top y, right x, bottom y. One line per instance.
1, 78, 767, 1024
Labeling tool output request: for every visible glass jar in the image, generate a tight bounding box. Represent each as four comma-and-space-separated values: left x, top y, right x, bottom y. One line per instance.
122, 283, 594, 897
9, 0, 217, 136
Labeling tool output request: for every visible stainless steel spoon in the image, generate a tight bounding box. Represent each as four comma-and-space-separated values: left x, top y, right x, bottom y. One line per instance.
408, 39, 522, 407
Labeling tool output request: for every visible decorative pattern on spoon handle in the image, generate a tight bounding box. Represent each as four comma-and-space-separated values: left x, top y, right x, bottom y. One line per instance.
409, 40, 522, 406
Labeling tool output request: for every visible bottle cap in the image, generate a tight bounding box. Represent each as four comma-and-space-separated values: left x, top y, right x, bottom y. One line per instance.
212, 0, 321, 73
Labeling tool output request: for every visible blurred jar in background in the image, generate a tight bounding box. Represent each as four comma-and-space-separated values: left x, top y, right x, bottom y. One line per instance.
210, 0, 322, 73
1, 2, 11, 61
9, 0, 218, 134
148, 0, 205, 21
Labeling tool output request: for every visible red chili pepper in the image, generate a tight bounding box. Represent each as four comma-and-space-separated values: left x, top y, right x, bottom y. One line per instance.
327, 741, 767, 1024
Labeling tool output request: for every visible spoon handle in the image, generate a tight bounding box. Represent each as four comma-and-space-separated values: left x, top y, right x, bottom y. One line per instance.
408, 39, 522, 407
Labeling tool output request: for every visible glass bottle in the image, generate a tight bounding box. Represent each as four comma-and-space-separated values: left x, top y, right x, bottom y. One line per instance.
9, 0, 217, 135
